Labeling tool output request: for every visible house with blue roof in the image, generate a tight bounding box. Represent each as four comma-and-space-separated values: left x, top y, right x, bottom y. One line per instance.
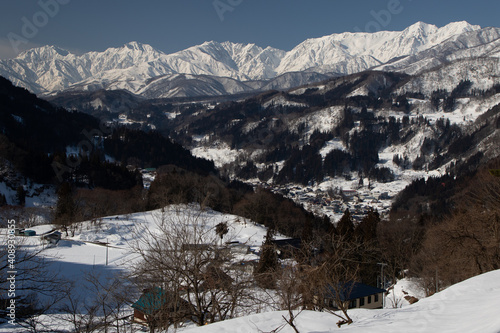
320, 282, 386, 310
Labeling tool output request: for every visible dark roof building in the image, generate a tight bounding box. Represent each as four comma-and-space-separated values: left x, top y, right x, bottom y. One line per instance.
271, 238, 301, 258
132, 287, 190, 328
321, 282, 386, 310
43, 231, 61, 244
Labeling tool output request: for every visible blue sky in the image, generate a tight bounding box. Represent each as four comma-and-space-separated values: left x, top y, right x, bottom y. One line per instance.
0, 0, 498, 59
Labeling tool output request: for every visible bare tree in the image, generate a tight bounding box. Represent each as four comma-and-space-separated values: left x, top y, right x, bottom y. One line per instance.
128, 205, 253, 330
60, 286, 101, 333
378, 216, 424, 282
274, 264, 305, 333
463, 166, 500, 210
303, 234, 364, 328
60, 271, 133, 333
412, 207, 500, 294
411, 168, 500, 293
0, 236, 69, 332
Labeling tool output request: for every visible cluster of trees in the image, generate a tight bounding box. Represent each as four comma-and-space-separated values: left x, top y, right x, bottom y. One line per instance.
53, 152, 142, 190
250, 208, 383, 329
431, 80, 473, 112
271, 126, 392, 186
128, 208, 258, 331
274, 145, 323, 185
104, 128, 216, 175
387, 157, 500, 294
123, 204, 386, 332
233, 188, 330, 239
147, 166, 233, 213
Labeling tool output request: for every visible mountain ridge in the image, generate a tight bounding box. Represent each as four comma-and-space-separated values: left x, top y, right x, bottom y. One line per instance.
1, 21, 499, 98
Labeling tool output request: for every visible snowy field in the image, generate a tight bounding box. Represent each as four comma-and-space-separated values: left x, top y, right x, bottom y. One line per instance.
1, 205, 500, 332
2, 205, 275, 273
181, 270, 500, 333
0, 205, 280, 332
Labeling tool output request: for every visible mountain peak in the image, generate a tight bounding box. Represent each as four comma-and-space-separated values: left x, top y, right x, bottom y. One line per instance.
19, 45, 70, 59
401, 21, 481, 39
122, 41, 156, 52
403, 21, 438, 36
409, 21, 434, 28
440, 21, 481, 34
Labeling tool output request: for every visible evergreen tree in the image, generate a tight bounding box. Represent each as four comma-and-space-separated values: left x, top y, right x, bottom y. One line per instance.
16, 185, 26, 206
336, 209, 354, 240
215, 222, 229, 246
355, 209, 380, 244
0, 193, 7, 206
54, 182, 75, 236
255, 229, 279, 289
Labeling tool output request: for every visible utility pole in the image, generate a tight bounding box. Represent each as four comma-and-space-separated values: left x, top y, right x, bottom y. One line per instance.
378, 263, 388, 308
106, 238, 109, 266
435, 268, 439, 294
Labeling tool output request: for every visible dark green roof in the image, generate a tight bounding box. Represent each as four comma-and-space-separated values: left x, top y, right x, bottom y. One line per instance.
132, 287, 166, 315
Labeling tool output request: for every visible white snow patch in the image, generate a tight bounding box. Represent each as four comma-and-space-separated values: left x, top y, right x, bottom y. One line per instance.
191, 144, 241, 168
263, 95, 307, 108
181, 269, 500, 333
289, 106, 343, 138
347, 86, 370, 97
242, 120, 261, 134
319, 138, 348, 157
165, 111, 180, 119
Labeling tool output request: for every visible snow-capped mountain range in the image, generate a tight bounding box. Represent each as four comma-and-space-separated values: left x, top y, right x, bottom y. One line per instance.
1, 21, 499, 98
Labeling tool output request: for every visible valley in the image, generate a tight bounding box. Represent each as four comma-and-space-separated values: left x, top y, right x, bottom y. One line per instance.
1, 19, 500, 332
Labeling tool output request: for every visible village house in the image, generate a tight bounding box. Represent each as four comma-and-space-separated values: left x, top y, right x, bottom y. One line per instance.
271, 238, 301, 259
132, 287, 190, 328
320, 282, 386, 310
43, 231, 62, 245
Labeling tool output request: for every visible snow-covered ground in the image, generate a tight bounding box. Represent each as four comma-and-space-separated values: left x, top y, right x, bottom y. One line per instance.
192, 146, 241, 169
0, 181, 56, 209
181, 270, 500, 333
22, 205, 275, 268
262, 95, 308, 108
395, 94, 500, 125
0, 205, 279, 332
2, 205, 499, 332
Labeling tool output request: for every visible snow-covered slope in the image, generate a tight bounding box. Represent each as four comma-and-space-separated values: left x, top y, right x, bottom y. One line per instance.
275, 21, 482, 75
136, 74, 255, 99
398, 57, 500, 95
376, 26, 500, 74
3, 204, 499, 332
182, 269, 500, 333
0, 41, 285, 96
1, 21, 499, 98
0, 204, 279, 332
